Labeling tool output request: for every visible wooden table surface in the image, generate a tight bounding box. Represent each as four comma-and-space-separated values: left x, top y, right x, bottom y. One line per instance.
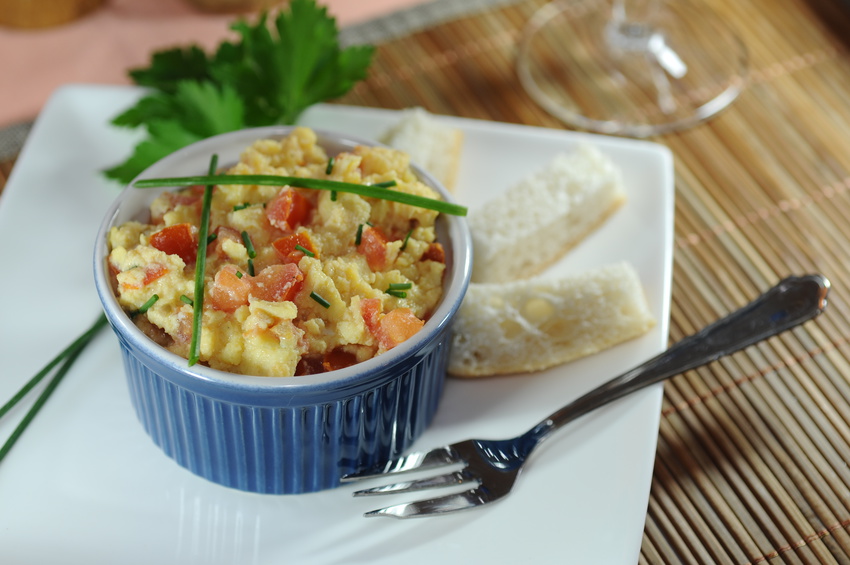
5, 0, 850, 563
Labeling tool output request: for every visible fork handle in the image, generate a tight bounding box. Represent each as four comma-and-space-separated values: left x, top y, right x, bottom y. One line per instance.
525, 274, 829, 448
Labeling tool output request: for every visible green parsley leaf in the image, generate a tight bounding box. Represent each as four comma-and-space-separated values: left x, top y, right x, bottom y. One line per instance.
128, 45, 213, 92
105, 82, 245, 182
104, 118, 203, 183
104, 0, 374, 185
171, 81, 246, 138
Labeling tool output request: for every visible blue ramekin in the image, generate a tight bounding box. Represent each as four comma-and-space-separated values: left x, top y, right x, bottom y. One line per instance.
93, 126, 472, 494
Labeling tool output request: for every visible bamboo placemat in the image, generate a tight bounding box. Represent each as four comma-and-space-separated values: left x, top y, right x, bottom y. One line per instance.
5, 0, 850, 562
335, 0, 850, 562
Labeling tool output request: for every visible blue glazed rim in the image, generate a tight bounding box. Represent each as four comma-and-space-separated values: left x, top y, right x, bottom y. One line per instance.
92, 126, 472, 493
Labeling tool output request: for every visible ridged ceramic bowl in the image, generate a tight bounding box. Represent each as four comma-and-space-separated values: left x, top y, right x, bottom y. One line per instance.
93, 126, 472, 494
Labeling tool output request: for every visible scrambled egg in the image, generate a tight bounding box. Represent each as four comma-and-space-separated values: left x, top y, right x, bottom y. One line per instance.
108, 128, 447, 377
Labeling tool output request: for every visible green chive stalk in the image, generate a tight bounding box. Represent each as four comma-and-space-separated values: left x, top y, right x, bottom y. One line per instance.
187, 154, 218, 366
0, 314, 108, 465
134, 174, 467, 217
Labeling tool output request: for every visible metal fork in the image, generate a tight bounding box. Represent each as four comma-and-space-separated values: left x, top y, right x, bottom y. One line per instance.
341, 274, 830, 518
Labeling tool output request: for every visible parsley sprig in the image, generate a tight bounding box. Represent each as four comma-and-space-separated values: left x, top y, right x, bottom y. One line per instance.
104, 0, 375, 185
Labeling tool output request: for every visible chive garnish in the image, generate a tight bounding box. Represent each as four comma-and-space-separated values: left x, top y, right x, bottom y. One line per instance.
207, 233, 218, 244
371, 180, 396, 188
310, 291, 331, 308
401, 229, 413, 250
241, 230, 257, 258
0, 314, 107, 466
187, 154, 218, 367
0, 315, 107, 423
247, 258, 255, 277
355, 221, 373, 246
134, 174, 467, 216
295, 244, 315, 257
0, 343, 83, 464
386, 282, 411, 298
180, 295, 194, 305
233, 202, 251, 211
134, 294, 159, 316
236, 271, 243, 279
327, 159, 338, 198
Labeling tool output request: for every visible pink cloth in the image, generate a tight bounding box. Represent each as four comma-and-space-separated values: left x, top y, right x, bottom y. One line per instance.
0, 0, 429, 128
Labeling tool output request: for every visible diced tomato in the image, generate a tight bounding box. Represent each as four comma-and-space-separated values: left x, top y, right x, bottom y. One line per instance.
209, 266, 252, 312
379, 308, 425, 349
266, 188, 312, 231
251, 263, 304, 303
151, 186, 205, 224
121, 263, 169, 290
207, 226, 242, 257
422, 242, 445, 263
142, 264, 169, 287
295, 355, 325, 376
209, 263, 304, 312
181, 185, 206, 200
357, 225, 389, 271
322, 348, 359, 372
272, 232, 318, 264
107, 260, 121, 289
150, 223, 198, 264
295, 349, 359, 375
360, 298, 382, 336
360, 298, 424, 350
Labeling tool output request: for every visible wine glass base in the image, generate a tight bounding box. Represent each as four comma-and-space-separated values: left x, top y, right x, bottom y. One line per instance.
517, 0, 749, 137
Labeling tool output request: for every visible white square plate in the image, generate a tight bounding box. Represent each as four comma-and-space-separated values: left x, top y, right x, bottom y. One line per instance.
0, 84, 673, 564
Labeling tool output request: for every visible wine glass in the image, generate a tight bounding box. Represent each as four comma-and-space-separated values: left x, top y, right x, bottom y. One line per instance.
516, 0, 748, 137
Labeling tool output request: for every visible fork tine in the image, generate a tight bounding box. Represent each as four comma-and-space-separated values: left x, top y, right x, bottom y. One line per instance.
363, 487, 503, 519
353, 468, 475, 496
340, 445, 459, 482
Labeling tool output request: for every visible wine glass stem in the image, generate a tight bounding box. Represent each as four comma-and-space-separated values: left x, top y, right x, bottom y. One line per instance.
608, 0, 660, 53
606, 0, 687, 81
612, 0, 659, 23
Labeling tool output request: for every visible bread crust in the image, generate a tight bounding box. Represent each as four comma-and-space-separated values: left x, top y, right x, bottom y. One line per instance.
448, 262, 655, 377
380, 107, 463, 191
469, 145, 627, 284
381, 111, 654, 378
499, 193, 625, 281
